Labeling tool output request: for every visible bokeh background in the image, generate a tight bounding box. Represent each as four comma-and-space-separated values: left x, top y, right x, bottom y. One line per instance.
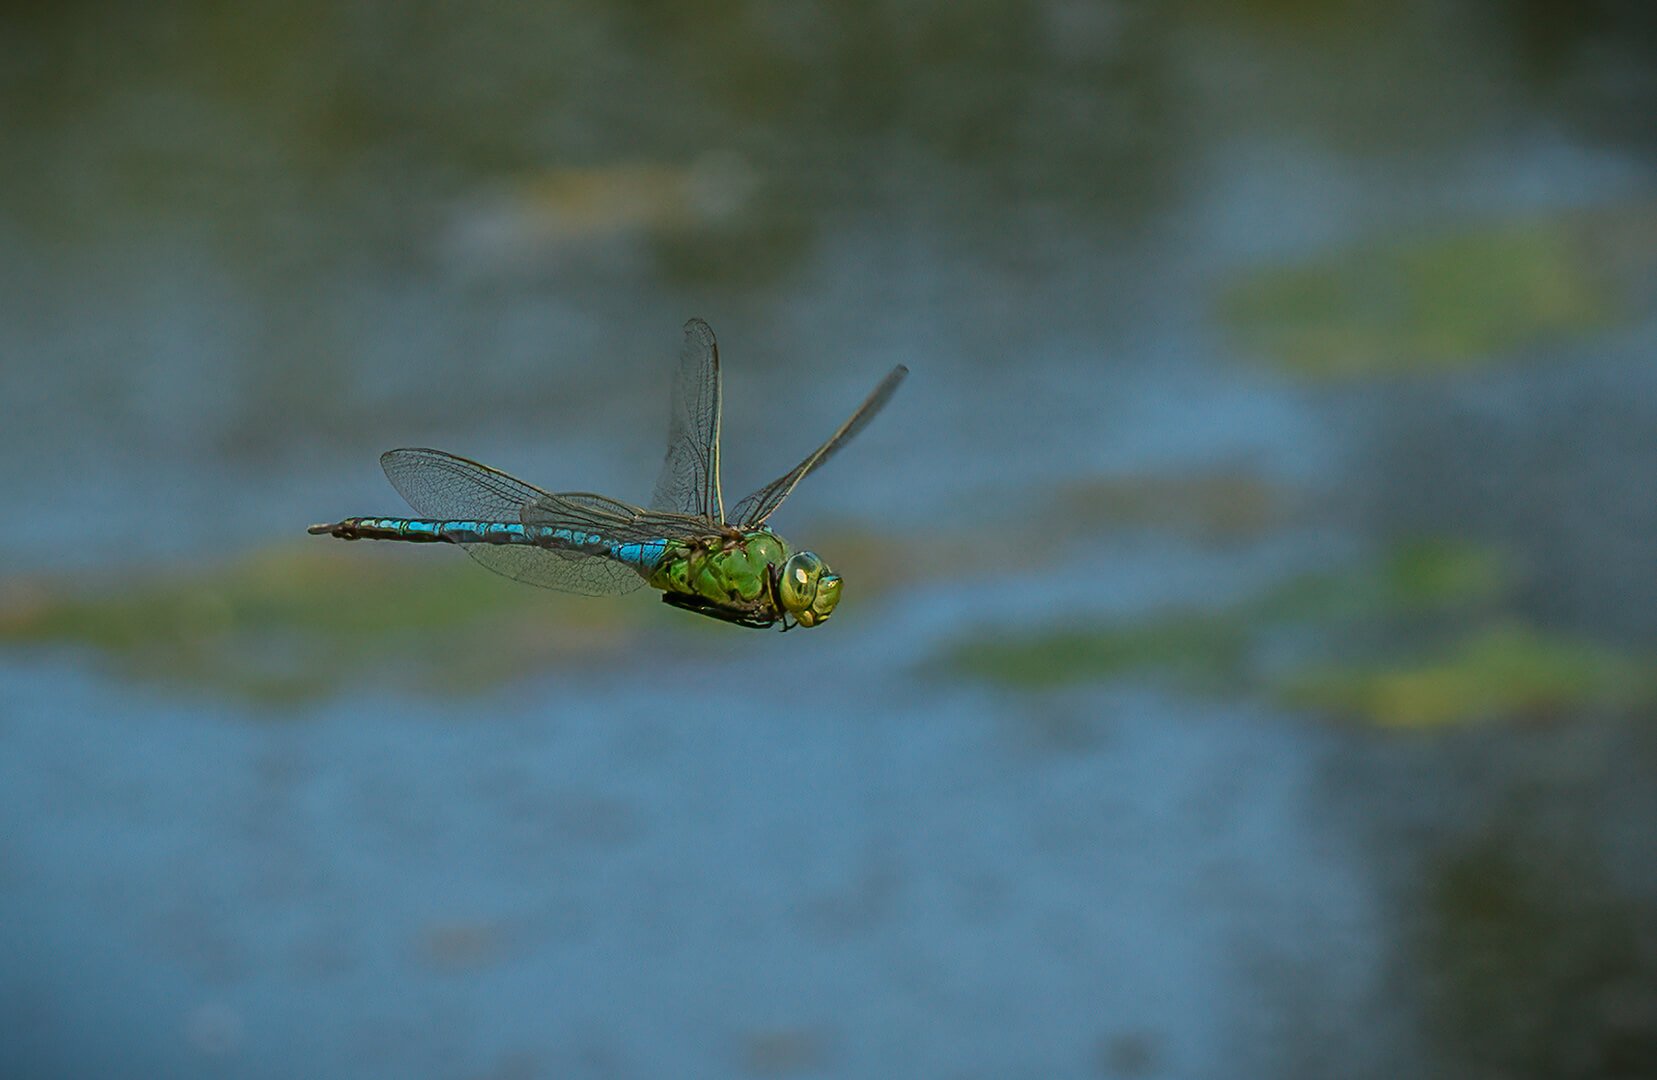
4, 2, 1657, 1077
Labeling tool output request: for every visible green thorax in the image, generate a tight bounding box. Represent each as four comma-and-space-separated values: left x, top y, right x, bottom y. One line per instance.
647, 528, 790, 610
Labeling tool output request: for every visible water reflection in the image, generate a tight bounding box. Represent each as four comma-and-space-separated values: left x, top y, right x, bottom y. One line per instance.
1417, 819, 1657, 1076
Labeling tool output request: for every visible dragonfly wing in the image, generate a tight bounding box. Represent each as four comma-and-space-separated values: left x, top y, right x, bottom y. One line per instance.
649, 318, 724, 522
523, 493, 719, 543
380, 448, 649, 596
382, 447, 554, 520
453, 543, 646, 596
729, 364, 908, 527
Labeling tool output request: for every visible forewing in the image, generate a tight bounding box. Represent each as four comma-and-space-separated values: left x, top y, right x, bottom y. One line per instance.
729, 364, 907, 527
380, 448, 647, 596
522, 492, 716, 544
649, 318, 724, 522
382, 447, 553, 520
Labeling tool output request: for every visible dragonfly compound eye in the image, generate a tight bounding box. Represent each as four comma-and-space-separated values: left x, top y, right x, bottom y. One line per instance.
778, 551, 824, 615
805, 571, 841, 626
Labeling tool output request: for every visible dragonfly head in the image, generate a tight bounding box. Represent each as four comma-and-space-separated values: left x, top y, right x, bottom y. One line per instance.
776, 550, 842, 628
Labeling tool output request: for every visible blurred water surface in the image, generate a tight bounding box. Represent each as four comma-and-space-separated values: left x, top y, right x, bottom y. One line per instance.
3, 2, 1656, 1077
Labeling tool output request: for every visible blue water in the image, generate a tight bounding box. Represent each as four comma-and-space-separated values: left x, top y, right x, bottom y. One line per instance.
2, 651, 1377, 1078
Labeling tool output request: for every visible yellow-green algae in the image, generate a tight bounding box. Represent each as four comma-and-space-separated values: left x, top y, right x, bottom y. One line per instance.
1253, 537, 1510, 621
1220, 215, 1623, 378
0, 546, 643, 703
940, 538, 1654, 727
943, 614, 1249, 692
1278, 623, 1653, 729
0, 520, 921, 701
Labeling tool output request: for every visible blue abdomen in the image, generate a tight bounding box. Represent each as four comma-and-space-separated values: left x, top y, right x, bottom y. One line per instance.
314, 517, 667, 571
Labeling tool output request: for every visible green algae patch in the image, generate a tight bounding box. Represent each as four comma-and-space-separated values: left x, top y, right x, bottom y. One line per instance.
1252, 537, 1510, 622
937, 538, 1511, 694
0, 546, 646, 702
1276, 624, 1654, 728
938, 613, 1249, 691
0, 518, 925, 701
937, 536, 1653, 727
1220, 216, 1621, 378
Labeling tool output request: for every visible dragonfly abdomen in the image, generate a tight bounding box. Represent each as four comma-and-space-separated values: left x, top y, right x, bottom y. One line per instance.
307, 517, 669, 571
308, 517, 534, 544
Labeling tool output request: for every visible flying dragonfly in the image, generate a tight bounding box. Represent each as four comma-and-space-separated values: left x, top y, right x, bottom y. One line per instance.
309, 319, 907, 629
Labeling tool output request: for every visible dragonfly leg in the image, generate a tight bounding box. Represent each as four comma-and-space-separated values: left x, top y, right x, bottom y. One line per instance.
660, 591, 776, 629
764, 562, 784, 616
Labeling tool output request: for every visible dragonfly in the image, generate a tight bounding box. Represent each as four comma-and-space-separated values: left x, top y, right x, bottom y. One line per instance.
309, 318, 907, 630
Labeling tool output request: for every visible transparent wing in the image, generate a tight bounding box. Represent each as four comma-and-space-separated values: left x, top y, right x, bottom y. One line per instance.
434, 541, 646, 597
382, 447, 555, 521
380, 448, 709, 596
729, 364, 908, 527
520, 492, 719, 544
649, 318, 724, 522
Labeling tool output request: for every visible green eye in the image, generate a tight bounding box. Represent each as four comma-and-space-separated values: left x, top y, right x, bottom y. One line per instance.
807, 572, 841, 626
778, 551, 824, 613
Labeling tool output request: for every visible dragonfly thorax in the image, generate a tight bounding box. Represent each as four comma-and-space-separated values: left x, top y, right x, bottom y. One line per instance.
647, 528, 785, 612
643, 528, 841, 629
